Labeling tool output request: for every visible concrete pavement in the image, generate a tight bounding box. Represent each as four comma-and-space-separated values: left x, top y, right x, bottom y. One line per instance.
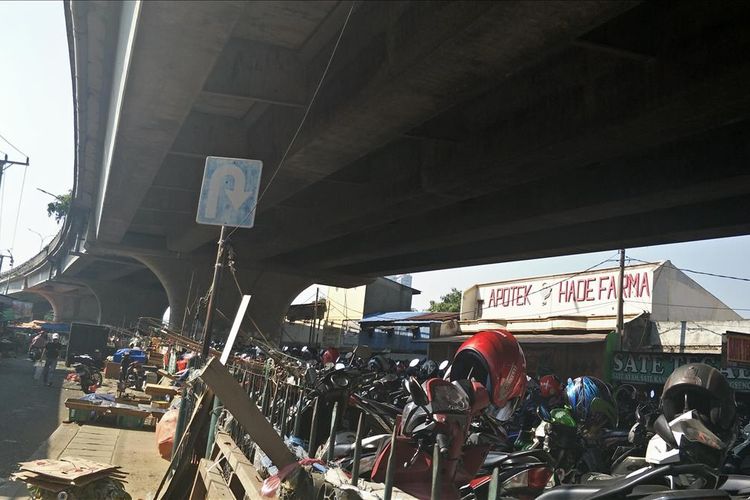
0, 357, 168, 500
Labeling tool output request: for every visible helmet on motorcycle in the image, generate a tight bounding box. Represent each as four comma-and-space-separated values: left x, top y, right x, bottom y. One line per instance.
321, 347, 340, 365
449, 329, 527, 411
419, 360, 439, 380
565, 376, 617, 428
368, 354, 395, 373
52, 333, 59, 341
539, 374, 562, 399
661, 363, 737, 443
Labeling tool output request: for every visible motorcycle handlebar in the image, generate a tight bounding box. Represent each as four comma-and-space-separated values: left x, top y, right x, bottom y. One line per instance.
436, 433, 450, 455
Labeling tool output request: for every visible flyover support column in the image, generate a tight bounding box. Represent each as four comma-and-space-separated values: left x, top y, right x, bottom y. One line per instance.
229, 269, 312, 345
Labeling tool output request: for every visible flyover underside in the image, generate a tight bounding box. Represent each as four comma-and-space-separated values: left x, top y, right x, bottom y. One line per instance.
15, 0, 746, 341
85, 0, 750, 287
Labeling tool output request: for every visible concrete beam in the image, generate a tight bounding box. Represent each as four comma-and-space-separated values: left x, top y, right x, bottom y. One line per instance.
166, 0, 637, 252
202, 38, 307, 108
271, 119, 750, 269
236, 19, 750, 262
95, 1, 245, 243
333, 194, 750, 277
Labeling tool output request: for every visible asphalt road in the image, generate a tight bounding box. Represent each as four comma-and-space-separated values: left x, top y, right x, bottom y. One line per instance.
0, 356, 81, 480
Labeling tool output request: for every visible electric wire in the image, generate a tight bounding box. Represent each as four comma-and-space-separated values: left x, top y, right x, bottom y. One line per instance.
9, 164, 28, 253
225, 1, 357, 240
627, 256, 750, 283
0, 132, 28, 158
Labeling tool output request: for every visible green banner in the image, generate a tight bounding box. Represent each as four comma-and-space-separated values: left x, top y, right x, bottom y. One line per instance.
612, 351, 750, 392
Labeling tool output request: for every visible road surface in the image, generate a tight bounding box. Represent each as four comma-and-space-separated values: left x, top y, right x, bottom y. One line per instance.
0, 356, 80, 480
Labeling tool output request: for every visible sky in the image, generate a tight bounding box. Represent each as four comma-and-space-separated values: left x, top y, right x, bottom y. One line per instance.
2, 2, 750, 320
0, 2, 73, 267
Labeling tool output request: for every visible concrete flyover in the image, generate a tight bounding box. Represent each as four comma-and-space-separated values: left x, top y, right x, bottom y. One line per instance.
3, 0, 750, 340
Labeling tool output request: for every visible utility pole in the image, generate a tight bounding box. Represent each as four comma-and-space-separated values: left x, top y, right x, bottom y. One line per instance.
1, 250, 14, 295
309, 287, 319, 346
201, 226, 227, 360
616, 248, 626, 347
0, 153, 30, 191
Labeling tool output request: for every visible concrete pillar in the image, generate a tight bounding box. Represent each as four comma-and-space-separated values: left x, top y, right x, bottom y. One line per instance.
133, 254, 213, 331
82, 279, 169, 327
229, 268, 312, 344
35, 290, 99, 324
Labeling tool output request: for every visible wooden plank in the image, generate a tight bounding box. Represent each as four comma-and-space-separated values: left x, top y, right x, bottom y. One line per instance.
145, 384, 180, 397
156, 390, 213, 499
214, 432, 264, 500
199, 358, 296, 468
198, 458, 235, 500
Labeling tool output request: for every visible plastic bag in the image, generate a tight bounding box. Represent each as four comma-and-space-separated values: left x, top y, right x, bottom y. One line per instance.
33, 362, 44, 381
155, 408, 179, 460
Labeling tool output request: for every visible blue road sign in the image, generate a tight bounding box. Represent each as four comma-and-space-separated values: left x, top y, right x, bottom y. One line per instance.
196, 157, 263, 228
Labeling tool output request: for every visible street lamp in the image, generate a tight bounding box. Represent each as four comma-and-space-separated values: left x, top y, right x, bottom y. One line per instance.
27, 228, 53, 252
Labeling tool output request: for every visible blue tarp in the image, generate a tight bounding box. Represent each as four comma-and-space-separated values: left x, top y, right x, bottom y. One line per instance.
113, 348, 147, 363
359, 311, 438, 326
40, 323, 70, 333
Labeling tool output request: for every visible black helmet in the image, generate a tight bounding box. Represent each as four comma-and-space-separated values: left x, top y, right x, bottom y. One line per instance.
419, 360, 439, 380
661, 363, 737, 442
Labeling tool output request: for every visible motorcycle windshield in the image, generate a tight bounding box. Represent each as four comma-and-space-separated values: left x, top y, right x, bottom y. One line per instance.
675, 419, 725, 451
429, 382, 469, 414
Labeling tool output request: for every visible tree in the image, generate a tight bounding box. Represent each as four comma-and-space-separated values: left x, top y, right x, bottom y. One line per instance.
46, 190, 72, 223
428, 287, 462, 312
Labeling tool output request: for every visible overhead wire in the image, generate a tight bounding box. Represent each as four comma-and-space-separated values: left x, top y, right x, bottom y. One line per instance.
627, 256, 750, 283
0, 131, 28, 158
225, 1, 357, 241
9, 163, 28, 252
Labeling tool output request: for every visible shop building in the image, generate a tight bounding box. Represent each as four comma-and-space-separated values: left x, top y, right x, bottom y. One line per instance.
427, 261, 743, 381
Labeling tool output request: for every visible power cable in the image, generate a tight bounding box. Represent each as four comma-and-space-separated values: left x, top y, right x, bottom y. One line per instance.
225, 1, 357, 240
0, 132, 28, 158
627, 256, 750, 283
9, 164, 28, 252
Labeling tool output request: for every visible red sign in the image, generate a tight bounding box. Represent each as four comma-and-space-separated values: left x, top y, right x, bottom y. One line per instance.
726, 331, 750, 367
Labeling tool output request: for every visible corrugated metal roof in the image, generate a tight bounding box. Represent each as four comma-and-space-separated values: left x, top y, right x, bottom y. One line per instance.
359, 311, 454, 326
420, 333, 608, 344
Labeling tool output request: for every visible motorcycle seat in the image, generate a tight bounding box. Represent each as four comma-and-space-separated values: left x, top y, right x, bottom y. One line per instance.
537, 484, 667, 500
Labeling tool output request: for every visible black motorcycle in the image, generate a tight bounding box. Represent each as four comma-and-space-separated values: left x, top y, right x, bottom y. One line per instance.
71, 354, 104, 394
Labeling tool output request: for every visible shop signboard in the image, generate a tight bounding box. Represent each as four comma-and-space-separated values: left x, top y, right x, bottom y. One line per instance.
724, 331, 750, 368
475, 264, 656, 320
611, 351, 750, 392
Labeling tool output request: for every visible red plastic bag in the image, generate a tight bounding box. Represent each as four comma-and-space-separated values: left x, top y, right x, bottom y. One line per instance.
155, 408, 179, 460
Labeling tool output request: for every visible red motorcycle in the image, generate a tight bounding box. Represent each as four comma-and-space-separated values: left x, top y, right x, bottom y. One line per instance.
371, 377, 491, 499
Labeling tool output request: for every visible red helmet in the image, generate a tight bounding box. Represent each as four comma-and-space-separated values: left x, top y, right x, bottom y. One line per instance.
449, 330, 526, 409
322, 348, 340, 365
539, 374, 562, 399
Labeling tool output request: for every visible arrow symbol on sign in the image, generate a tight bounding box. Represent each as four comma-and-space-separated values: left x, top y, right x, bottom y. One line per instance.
204, 164, 254, 218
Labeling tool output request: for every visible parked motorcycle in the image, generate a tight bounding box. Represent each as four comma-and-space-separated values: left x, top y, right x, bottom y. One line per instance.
370, 377, 491, 499
71, 354, 103, 394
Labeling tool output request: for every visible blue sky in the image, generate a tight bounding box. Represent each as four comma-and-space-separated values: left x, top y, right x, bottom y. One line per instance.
2, 2, 749, 318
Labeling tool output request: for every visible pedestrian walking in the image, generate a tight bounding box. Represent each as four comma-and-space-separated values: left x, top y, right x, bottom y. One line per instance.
41, 333, 62, 387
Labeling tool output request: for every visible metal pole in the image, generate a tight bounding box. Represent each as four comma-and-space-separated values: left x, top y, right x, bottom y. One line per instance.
487, 467, 500, 500
292, 386, 305, 438
309, 288, 319, 346
383, 422, 399, 500
327, 401, 339, 462
616, 248, 626, 347
431, 444, 441, 500
308, 397, 321, 458
351, 413, 365, 486
201, 226, 227, 360
205, 396, 221, 458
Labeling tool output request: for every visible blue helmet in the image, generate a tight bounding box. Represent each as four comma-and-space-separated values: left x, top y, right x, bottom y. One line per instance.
565, 376, 617, 428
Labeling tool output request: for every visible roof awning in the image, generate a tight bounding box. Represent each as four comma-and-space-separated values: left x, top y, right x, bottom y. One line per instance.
420, 333, 608, 344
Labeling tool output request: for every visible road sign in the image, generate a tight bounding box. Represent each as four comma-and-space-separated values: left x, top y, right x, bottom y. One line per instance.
196, 156, 263, 228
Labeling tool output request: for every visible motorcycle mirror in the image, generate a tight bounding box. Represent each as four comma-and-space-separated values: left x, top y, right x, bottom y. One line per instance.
537, 404, 552, 423
438, 360, 449, 371
409, 358, 420, 368
334, 362, 346, 370
650, 389, 655, 399
407, 376, 429, 407
653, 414, 679, 449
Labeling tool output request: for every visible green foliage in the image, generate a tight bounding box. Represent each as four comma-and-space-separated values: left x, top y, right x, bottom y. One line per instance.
46, 190, 72, 223
428, 287, 462, 313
